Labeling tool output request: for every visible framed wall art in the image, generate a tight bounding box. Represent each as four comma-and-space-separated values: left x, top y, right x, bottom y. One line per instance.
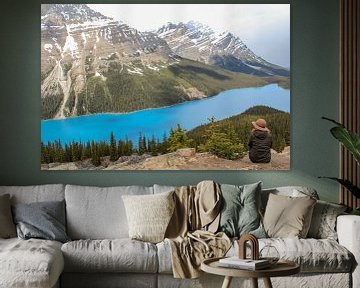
41, 4, 290, 170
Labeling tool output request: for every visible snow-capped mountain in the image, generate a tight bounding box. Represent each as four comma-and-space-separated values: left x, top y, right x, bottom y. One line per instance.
156, 21, 289, 77
41, 5, 286, 120
41, 4, 177, 119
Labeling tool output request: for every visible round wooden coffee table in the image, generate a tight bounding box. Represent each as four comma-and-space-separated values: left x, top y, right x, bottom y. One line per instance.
201, 257, 300, 288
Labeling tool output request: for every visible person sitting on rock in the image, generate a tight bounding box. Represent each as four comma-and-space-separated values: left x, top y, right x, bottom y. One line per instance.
248, 118, 272, 163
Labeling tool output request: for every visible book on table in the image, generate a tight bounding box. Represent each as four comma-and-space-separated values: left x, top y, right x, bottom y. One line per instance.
218, 257, 271, 270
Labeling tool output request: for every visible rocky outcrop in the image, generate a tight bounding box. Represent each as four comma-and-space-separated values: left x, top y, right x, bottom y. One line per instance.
41, 147, 290, 171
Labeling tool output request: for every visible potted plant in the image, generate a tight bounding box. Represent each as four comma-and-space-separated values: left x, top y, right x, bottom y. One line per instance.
320, 117, 360, 215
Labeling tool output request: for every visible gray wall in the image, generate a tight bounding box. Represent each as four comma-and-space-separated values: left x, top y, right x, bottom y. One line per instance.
0, 0, 340, 203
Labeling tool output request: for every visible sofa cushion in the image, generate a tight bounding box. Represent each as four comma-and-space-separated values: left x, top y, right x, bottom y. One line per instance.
12, 200, 70, 243
61, 273, 157, 288
263, 194, 316, 238
158, 237, 353, 274
65, 185, 153, 239
261, 186, 319, 213
0, 184, 65, 204
307, 200, 347, 240
61, 239, 158, 273
122, 191, 175, 243
153, 184, 176, 194
261, 238, 354, 273
0, 194, 16, 238
0, 238, 64, 288
234, 238, 353, 273
218, 182, 266, 238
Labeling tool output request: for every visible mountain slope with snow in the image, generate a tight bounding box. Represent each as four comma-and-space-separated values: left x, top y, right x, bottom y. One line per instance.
156, 21, 289, 77
41, 5, 286, 120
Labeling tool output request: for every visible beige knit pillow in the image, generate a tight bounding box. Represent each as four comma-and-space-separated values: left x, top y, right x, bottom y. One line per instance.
263, 193, 316, 238
122, 191, 175, 243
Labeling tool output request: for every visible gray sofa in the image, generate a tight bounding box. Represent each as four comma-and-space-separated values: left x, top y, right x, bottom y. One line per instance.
0, 184, 359, 288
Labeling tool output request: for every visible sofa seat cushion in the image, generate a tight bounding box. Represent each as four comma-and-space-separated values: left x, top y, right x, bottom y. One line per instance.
62, 239, 158, 273
157, 238, 353, 274
231, 238, 354, 273
0, 238, 64, 288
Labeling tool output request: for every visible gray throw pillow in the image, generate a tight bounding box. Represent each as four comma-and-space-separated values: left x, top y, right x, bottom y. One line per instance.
0, 194, 16, 238
218, 182, 266, 238
12, 200, 70, 243
307, 200, 347, 240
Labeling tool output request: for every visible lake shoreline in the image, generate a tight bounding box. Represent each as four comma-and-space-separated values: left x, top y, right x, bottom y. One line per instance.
41, 85, 290, 145
43, 83, 289, 122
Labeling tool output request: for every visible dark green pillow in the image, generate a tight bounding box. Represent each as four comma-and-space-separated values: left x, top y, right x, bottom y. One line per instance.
218, 182, 266, 238
12, 200, 70, 243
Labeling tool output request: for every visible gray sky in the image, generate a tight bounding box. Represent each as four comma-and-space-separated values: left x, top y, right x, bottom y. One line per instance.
88, 4, 290, 68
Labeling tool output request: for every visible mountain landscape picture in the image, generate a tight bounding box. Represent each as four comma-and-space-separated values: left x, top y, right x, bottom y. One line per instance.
41, 4, 290, 170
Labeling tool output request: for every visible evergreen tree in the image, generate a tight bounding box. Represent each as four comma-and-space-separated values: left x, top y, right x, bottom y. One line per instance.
125, 139, 133, 156
138, 133, 147, 155
198, 117, 245, 160
167, 124, 192, 152
41, 142, 51, 164
64, 144, 72, 162
71, 141, 81, 162
91, 142, 101, 166
53, 140, 64, 162
109, 132, 118, 161
158, 133, 169, 154
149, 136, 157, 156
81, 142, 92, 160
273, 137, 286, 153
118, 140, 125, 157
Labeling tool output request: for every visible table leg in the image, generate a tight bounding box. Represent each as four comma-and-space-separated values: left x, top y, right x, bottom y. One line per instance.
263, 277, 273, 288
251, 278, 258, 288
221, 276, 233, 288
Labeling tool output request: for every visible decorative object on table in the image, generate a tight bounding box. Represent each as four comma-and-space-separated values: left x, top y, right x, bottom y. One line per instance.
238, 234, 259, 260
218, 257, 271, 270
216, 233, 271, 271
319, 117, 360, 211
259, 245, 280, 265
237, 233, 279, 268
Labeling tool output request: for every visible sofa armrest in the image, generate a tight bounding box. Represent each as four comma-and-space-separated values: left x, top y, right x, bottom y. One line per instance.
337, 215, 360, 288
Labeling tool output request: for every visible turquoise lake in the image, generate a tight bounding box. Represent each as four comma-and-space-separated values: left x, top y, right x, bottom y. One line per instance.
41, 84, 290, 145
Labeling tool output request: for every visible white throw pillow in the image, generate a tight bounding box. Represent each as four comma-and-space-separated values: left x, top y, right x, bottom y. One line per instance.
122, 191, 175, 243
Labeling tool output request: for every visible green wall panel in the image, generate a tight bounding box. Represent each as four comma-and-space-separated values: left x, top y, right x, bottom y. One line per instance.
0, 0, 340, 203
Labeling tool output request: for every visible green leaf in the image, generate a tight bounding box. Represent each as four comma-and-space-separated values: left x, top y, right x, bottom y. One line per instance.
319, 177, 360, 198
322, 117, 360, 165
330, 127, 360, 165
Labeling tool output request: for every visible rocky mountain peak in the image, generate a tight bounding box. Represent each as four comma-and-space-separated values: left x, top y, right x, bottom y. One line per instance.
41, 4, 111, 25
156, 20, 289, 77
